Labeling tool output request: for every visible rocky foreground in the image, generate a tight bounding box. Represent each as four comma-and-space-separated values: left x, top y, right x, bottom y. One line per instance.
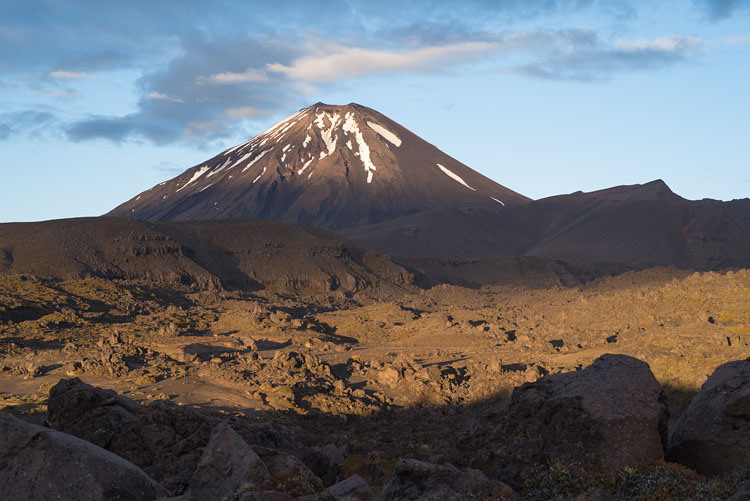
2, 355, 750, 499
1, 267, 750, 498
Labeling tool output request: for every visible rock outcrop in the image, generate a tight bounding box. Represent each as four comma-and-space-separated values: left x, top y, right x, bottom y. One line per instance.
189, 422, 272, 499
504, 354, 668, 469
46, 377, 217, 494
0, 411, 168, 501
324, 474, 375, 500
379, 458, 513, 500
667, 358, 750, 475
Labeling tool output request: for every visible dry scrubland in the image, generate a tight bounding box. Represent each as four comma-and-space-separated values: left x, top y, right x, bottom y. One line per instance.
2, 267, 750, 498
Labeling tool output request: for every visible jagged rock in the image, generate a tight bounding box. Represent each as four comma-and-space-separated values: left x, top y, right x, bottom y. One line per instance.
189, 422, 272, 499
238, 492, 293, 500
0, 411, 168, 501
46, 377, 216, 494
667, 358, 750, 475
379, 459, 513, 500
504, 354, 668, 470
253, 445, 324, 495
376, 367, 401, 388
324, 474, 375, 500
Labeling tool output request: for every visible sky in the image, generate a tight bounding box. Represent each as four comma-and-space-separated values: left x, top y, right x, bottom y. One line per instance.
1, 0, 749, 222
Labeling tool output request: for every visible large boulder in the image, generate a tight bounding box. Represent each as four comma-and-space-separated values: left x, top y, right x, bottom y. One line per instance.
667, 358, 750, 475
189, 422, 272, 499
46, 377, 216, 494
324, 474, 375, 500
379, 459, 513, 500
504, 354, 668, 469
0, 411, 168, 501
253, 445, 324, 495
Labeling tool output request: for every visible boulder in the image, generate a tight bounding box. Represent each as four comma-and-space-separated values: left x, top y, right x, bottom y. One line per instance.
189, 422, 272, 500
324, 474, 375, 500
0, 411, 168, 501
667, 358, 750, 475
379, 459, 513, 500
504, 354, 668, 469
46, 377, 216, 494
253, 446, 324, 495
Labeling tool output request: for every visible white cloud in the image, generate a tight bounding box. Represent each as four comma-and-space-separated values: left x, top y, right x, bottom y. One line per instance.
148, 91, 185, 102
265, 41, 499, 82
31, 89, 79, 98
614, 35, 704, 52
196, 67, 270, 84
225, 106, 265, 118
49, 70, 91, 79
723, 35, 750, 45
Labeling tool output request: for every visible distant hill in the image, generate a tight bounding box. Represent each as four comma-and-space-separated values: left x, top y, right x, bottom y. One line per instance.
0, 218, 414, 294
341, 180, 750, 270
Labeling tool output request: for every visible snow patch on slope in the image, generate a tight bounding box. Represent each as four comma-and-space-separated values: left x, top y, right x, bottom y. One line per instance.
176, 165, 210, 192
297, 158, 314, 175
207, 157, 233, 178
367, 121, 401, 147
437, 164, 475, 191
315, 111, 341, 156
252, 166, 266, 184
223, 138, 253, 156
241, 149, 270, 173
343, 112, 376, 184
490, 196, 505, 206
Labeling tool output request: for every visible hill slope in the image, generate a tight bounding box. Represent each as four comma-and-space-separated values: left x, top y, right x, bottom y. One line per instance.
0, 218, 414, 294
341, 180, 750, 269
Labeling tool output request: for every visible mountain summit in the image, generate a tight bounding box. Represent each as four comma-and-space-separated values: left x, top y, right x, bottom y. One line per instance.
109, 103, 529, 229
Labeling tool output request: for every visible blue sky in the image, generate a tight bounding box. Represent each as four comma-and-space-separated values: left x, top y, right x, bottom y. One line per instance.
1, 0, 749, 222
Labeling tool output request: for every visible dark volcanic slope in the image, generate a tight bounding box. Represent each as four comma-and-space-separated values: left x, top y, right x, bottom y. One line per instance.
341, 180, 750, 269
0, 218, 413, 293
109, 103, 529, 230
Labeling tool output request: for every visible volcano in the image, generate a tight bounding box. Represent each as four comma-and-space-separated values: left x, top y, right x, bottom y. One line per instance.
108, 103, 529, 229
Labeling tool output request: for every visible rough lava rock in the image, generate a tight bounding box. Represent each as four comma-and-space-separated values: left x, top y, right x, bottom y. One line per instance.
0, 411, 169, 501
504, 354, 668, 469
46, 377, 217, 494
379, 458, 513, 500
324, 474, 375, 500
189, 422, 272, 499
667, 358, 750, 475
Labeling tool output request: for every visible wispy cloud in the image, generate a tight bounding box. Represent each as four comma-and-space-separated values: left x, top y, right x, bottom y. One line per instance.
225, 106, 266, 118
49, 70, 91, 79
694, 0, 750, 21
31, 89, 80, 98
266, 42, 498, 82
614, 35, 704, 52
0, 110, 56, 140
152, 160, 183, 174
148, 91, 184, 102
197, 68, 269, 84
62, 29, 709, 145
509, 34, 705, 82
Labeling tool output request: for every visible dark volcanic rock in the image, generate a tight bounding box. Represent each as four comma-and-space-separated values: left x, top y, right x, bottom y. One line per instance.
379, 458, 513, 500
667, 358, 750, 475
189, 422, 272, 499
46, 377, 217, 494
324, 474, 375, 500
504, 354, 668, 470
0, 411, 168, 501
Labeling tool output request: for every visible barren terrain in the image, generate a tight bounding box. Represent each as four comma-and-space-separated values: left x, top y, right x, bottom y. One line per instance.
2, 264, 749, 498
